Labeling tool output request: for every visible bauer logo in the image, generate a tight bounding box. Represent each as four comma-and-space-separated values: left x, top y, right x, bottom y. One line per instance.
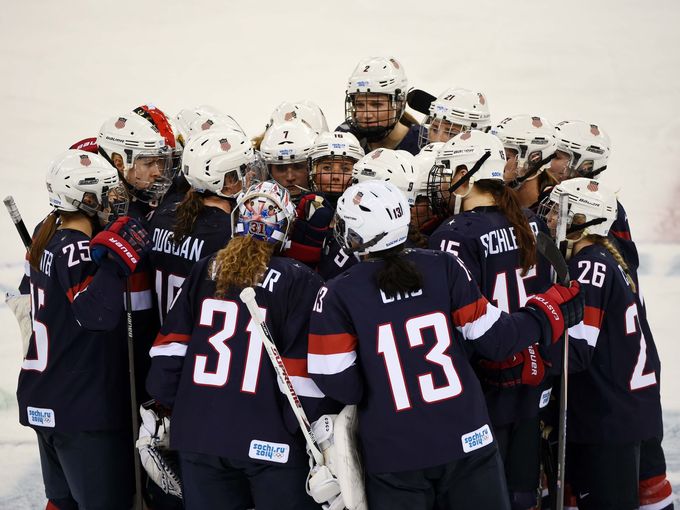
27, 407, 55, 428
539, 388, 552, 409
461, 424, 492, 453
248, 440, 290, 464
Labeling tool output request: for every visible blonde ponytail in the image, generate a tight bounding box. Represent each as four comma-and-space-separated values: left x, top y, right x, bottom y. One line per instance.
588, 235, 637, 293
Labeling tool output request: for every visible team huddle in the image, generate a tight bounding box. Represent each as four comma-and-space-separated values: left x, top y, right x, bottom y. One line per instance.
8, 56, 674, 510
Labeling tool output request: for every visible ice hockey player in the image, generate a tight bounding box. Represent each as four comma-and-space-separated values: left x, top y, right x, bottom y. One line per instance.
427, 130, 554, 510
17, 149, 149, 510
491, 115, 558, 210
146, 181, 325, 510
308, 179, 584, 510
418, 87, 492, 148
337, 56, 420, 155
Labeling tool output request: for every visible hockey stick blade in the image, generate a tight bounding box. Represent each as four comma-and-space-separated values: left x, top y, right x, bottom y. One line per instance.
4, 196, 32, 249
407, 89, 436, 115
536, 231, 569, 285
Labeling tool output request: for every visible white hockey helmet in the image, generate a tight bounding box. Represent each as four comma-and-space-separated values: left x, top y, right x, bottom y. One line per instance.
344, 56, 408, 139
554, 120, 611, 179
335, 180, 410, 255
97, 105, 176, 204
491, 115, 557, 182
419, 87, 491, 147
351, 149, 417, 206
260, 120, 317, 166
232, 180, 296, 247
309, 131, 365, 198
413, 142, 444, 198
182, 129, 267, 199
427, 131, 506, 216
46, 149, 129, 222
267, 100, 329, 134
539, 177, 617, 238
309, 131, 365, 165
175, 105, 245, 146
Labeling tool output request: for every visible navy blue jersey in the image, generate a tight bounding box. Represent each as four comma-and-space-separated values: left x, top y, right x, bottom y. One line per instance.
317, 236, 359, 281
148, 199, 232, 322
566, 244, 662, 444
17, 229, 130, 432
308, 248, 545, 473
610, 199, 639, 271
335, 122, 421, 156
146, 255, 324, 467
428, 207, 554, 425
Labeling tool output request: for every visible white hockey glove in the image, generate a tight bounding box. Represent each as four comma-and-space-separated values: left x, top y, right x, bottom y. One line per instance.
307, 406, 367, 510
136, 405, 183, 499
5, 292, 31, 357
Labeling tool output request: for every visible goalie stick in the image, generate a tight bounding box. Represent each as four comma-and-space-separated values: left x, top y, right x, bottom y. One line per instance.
535, 191, 570, 510
4, 196, 32, 249
239, 286, 325, 466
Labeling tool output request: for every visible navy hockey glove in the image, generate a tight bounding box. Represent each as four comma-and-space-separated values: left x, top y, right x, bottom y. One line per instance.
91, 216, 150, 276
287, 193, 334, 264
477, 345, 548, 388
524, 281, 584, 345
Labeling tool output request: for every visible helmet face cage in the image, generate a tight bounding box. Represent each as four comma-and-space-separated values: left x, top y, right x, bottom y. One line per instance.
310, 155, 357, 199
345, 92, 405, 141
418, 117, 469, 148
232, 182, 296, 247
97, 182, 130, 223
123, 149, 174, 204
426, 162, 456, 217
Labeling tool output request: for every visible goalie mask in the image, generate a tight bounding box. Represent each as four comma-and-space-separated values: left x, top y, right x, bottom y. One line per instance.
46, 149, 129, 223
334, 180, 410, 256
351, 149, 418, 206
427, 131, 506, 216
344, 56, 408, 142
182, 129, 267, 199
232, 180, 296, 248
553, 120, 611, 181
418, 87, 491, 148
538, 177, 617, 242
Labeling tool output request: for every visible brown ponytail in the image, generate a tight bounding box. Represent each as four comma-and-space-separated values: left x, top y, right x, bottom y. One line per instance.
475, 179, 537, 275
212, 236, 276, 297
173, 190, 205, 243
28, 212, 59, 271
407, 223, 429, 249
375, 246, 423, 299
588, 235, 637, 293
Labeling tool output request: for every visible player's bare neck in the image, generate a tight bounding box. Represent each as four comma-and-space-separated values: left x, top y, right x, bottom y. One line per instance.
369, 121, 408, 151
58, 213, 93, 238
204, 196, 232, 214
571, 237, 593, 256
463, 189, 495, 211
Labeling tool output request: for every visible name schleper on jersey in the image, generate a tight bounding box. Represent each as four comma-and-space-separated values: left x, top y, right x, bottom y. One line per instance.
479, 221, 539, 256
152, 228, 205, 262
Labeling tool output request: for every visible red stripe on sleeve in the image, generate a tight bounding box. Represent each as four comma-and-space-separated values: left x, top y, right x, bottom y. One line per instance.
610, 230, 631, 241
452, 297, 489, 327
308, 333, 357, 355
282, 357, 309, 377
583, 306, 604, 328
66, 275, 94, 303
128, 270, 151, 291
153, 332, 191, 347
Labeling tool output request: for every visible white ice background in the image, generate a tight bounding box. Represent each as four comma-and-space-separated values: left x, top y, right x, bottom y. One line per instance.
0, 0, 679, 507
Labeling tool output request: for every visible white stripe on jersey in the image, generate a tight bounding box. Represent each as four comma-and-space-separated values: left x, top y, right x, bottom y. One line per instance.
639, 493, 674, 510
278, 376, 324, 398
456, 302, 503, 341
308, 351, 357, 376
125, 289, 153, 311
568, 321, 600, 347
149, 342, 187, 358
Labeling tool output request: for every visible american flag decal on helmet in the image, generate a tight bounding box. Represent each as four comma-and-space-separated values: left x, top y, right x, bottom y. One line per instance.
590, 124, 600, 136
353, 191, 364, 205
284, 111, 297, 121
478, 93, 486, 105
531, 117, 543, 128
460, 131, 472, 140
390, 58, 400, 69
371, 149, 383, 159
115, 117, 126, 129
587, 181, 599, 192
220, 138, 231, 151
79, 154, 91, 166
201, 119, 214, 131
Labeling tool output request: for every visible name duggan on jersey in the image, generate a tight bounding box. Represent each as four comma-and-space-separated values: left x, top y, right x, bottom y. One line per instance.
152, 228, 205, 262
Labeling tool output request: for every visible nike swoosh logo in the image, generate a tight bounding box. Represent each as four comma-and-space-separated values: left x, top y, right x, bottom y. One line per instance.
579, 492, 590, 499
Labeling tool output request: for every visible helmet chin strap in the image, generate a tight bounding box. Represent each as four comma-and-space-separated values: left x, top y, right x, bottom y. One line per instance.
507, 153, 556, 189
445, 151, 491, 215
562, 217, 607, 260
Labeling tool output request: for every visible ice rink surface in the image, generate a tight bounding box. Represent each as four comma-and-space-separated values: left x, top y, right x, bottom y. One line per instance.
1, 0, 679, 506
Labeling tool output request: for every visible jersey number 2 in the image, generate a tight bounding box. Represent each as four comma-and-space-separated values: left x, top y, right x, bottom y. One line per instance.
625, 303, 657, 391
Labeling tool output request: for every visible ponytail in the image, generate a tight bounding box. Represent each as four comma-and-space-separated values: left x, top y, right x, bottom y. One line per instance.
173, 190, 205, 243
588, 235, 637, 293
28, 212, 59, 271
475, 179, 536, 275
212, 236, 275, 297
375, 245, 423, 298
406, 223, 429, 249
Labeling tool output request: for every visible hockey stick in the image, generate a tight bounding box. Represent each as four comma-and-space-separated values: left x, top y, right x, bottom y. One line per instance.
535, 191, 570, 510
126, 283, 145, 510
239, 287, 325, 466
4, 196, 32, 249
407, 88, 436, 115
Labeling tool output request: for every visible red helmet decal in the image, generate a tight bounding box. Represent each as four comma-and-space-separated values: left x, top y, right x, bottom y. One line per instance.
284, 111, 297, 121
353, 191, 364, 205
134, 105, 176, 148
220, 138, 231, 151
115, 117, 127, 129
70, 137, 98, 153
79, 154, 91, 167
389, 58, 400, 69
590, 124, 600, 136
478, 93, 486, 105
531, 117, 543, 128
371, 149, 383, 159
201, 119, 214, 131
460, 131, 472, 140
587, 181, 599, 192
